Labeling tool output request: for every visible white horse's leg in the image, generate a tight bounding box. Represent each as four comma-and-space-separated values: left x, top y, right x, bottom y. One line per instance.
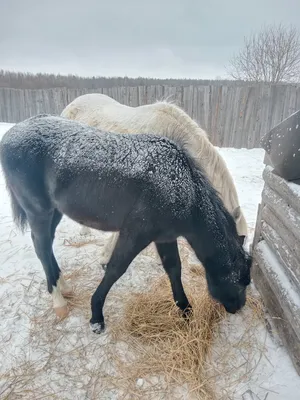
101, 232, 120, 268
58, 274, 73, 297
52, 285, 68, 318
80, 225, 91, 236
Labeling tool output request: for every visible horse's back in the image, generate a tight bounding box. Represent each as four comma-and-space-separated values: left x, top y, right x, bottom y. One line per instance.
60, 94, 249, 238
1, 114, 199, 233
0, 115, 47, 159
1, 114, 195, 189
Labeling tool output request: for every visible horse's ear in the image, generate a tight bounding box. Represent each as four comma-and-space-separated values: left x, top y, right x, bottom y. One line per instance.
232, 206, 241, 221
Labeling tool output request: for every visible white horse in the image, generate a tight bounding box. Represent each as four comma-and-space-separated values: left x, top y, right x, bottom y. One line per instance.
61, 93, 248, 264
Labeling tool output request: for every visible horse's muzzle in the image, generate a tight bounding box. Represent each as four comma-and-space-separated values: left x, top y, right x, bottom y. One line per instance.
224, 305, 238, 314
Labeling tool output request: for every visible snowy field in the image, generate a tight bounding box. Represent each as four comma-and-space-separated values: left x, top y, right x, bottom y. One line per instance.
1, 121, 300, 399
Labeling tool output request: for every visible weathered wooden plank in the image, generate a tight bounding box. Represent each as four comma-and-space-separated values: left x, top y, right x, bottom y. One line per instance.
263, 166, 300, 215
147, 85, 157, 105
252, 240, 300, 374
129, 87, 138, 107
163, 86, 176, 104
251, 203, 263, 252
260, 84, 272, 140
137, 86, 147, 105
234, 86, 247, 148
261, 185, 300, 241
250, 85, 263, 148
209, 85, 222, 146
217, 85, 228, 147
262, 204, 300, 263
253, 240, 300, 334
192, 86, 200, 124
203, 86, 210, 131
182, 86, 193, 117
174, 86, 183, 108
261, 109, 300, 181
230, 86, 242, 148
155, 85, 164, 102
252, 253, 300, 375
260, 220, 300, 288
194, 86, 206, 130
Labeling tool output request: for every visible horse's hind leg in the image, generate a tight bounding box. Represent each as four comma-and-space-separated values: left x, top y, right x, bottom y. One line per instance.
90, 230, 152, 333
155, 241, 192, 317
28, 210, 68, 318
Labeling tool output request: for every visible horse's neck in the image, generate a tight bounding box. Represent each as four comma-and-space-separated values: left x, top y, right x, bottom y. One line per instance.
186, 220, 224, 267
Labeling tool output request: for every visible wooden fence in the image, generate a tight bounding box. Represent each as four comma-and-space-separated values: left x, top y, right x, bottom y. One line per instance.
1, 84, 300, 148
252, 166, 300, 375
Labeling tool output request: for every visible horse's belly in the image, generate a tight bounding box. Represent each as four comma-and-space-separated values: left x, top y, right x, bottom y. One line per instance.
76, 218, 119, 232
61, 207, 123, 232
57, 190, 135, 232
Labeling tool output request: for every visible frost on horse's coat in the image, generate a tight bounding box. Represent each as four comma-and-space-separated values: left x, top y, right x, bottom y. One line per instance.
61, 93, 248, 262
0, 115, 252, 333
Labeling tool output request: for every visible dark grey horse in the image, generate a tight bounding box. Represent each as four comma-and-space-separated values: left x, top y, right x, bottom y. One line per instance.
0, 114, 252, 333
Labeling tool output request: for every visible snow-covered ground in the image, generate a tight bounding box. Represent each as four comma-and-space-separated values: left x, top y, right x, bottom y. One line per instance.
0, 122, 300, 399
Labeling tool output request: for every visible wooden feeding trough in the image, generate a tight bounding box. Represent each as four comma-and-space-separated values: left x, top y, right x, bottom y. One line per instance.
252, 109, 300, 375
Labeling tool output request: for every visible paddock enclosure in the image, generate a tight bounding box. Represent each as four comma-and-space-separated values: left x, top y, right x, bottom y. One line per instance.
252, 109, 300, 375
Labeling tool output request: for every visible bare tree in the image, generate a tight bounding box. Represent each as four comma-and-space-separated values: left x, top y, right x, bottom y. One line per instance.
227, 23, 300, 83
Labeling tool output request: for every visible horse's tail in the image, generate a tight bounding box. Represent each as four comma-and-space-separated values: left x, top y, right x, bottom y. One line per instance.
0, 136, 27, 233
6, 184, 28, 233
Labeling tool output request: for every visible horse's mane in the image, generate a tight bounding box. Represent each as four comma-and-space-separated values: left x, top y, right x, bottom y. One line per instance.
178, 138, 238, 236
152, 100, 241, 213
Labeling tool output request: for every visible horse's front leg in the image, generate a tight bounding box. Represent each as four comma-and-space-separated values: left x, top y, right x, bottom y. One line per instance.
90, 230, 151, 333
100, 232, 120, 270
155, 241, 192, 317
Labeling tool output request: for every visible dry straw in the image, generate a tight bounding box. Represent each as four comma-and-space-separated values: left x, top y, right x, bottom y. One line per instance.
107, 241, 263, 399
0, 238, 264, 399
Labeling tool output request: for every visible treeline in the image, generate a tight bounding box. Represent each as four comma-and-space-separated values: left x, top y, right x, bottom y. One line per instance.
0, 69, 264, 90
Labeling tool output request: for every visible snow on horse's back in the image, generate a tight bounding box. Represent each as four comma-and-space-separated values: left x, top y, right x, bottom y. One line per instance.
61, 93, 248, 238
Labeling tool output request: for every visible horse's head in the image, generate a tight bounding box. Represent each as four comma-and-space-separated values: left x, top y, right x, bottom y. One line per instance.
191, 167, 251, 313
205, 249, 252, 314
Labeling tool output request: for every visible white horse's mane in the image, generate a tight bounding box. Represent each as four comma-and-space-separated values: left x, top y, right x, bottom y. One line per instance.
61, 93, 248, 237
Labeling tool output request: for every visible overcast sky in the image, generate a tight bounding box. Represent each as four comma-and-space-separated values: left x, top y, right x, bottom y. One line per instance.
1, 0, 300, 79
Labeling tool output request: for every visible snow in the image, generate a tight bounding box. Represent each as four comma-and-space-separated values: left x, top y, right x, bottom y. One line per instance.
1, 122, 300, 399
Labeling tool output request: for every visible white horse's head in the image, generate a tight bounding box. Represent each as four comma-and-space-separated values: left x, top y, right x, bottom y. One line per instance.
232, 206, 248, 246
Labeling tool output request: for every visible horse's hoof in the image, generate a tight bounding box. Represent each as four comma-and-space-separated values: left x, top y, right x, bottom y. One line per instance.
90, 321, 105, 334
54, 305, 69, 319
182, 305, 193, 319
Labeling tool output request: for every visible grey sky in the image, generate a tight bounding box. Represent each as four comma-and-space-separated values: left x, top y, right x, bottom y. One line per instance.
1, 0, 300, 78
